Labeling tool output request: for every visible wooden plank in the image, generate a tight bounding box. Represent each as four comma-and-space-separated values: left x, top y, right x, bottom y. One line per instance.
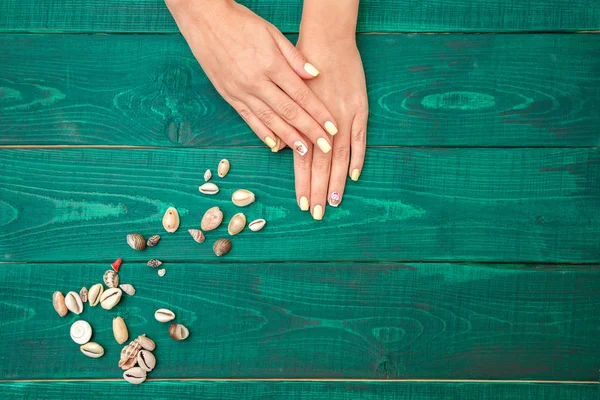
1, 262, 599, 379
1, 148, 598, 263
0, 381, 598, 399
1, 34, 599, 147
1, 0, 600, 33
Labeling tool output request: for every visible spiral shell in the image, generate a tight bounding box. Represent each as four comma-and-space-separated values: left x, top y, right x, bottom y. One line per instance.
188, 229, 205, 243
119, 338, 142, 369
103, 270, 120, 288
79, 287, 88, 303
146, 259, 162, 268
146, 235, 161, 247
70, 320, 92, 345
127, 233, 146, 251
204, 169, 212, 182
162, 206, 180, 233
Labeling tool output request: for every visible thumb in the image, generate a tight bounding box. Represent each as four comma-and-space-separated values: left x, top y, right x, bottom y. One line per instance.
271, 30, 320, 80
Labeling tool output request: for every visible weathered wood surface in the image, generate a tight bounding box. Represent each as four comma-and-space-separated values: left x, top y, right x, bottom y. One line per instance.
1, 0, 600, 33
1, 34, 599, 147
1, 148, 598, 263
1, 262, 599, 380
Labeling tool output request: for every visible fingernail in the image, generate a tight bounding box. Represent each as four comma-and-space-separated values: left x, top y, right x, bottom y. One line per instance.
312, 204, 324, 220
304, 62, 319, 77
317, 138, 331, 153
271, 137, 281, 152
300, 196, 309, 211
350, 168, 361, 181
324, 121, 338, 136
294, 140, 308, 156
329, 192, 341, 207
265, 136, 276, 149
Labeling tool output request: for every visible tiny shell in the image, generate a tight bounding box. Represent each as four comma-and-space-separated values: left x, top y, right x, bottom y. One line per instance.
199, 182, 219, 195
146, 235, 161, 247
111, 258, 123, 272
138, 335, 156, 351
137, 350, 156, 372
248, 218, 266, 232
100, 288, 122, 310
65, 291, 83, 314
155, 308, 175, 322
70, 320, 92, 345
204, 169, 212, 182
227, 213, 246, 236
113, 316, 129, 344
79, 287, 88, 303
213, 238, 232, 257
232, 189, 255, 207
127, 233, 146, 251
119, 339, 141, 369
80, 342, 104, 358
218, 159, 230, 178
103, 270, 120, 288
201, 206, 223, 231
52, 291, 68, 317
158, 268, 166, 277
119, 284, 136, 296
147, 259, 162, 268
188, 229, 205, 243
88, 283, 104, 307
162, 207, 180, 233
169, 323, 190, 341
123, 367, 147, 385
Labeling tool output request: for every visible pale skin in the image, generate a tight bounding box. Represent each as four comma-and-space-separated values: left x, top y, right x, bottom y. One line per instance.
165, 0, 367, 220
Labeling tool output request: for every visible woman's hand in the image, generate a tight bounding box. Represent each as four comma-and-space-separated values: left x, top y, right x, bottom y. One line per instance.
165, 0, 338, 154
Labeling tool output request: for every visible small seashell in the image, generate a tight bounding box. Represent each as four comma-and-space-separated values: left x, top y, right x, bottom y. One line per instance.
65, 291, 83, 314
201, 206, 223, 231
103, 270, 120, 288
147, 259, 163, 268
146, 235, 161, 247
113, 316, 129, 344
79, 287, 88, 303
119, 284, 136, 296
169, 323, 190, 341
204, 169, 212, 182
111, 257, 123, 272
119, 338, 141, 369
137, 350, 156, 372
158, 268, 166, 277
199, 182, 219, 195
80, 342, 104, 358
227, 213, 246, 236
52, 291, 68, 317
138, 334, 156, 351
232, 189, 255, 207
162, 206, 180, 233
123, 367, 147, 385
127, 233, 146, 251
100, 288, 122, 310
70, 320, 92, 345
88, 283, 104, 307
218, 159, 230, 178
248, 218, 266, 232
154, 308, 175, 322
213, 238, 232, 257
120, 355, 138, 370
188, 229, 205, 243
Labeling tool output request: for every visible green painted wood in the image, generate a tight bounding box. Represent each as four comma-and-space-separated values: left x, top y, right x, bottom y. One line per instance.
1, 148, 598, 263
0, 381, 598, 399
1, 262, 599, 379
1, 0, 600, 33
1, 34, 599, 147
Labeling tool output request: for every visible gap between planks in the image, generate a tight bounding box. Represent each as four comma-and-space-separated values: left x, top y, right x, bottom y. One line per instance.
1, 31, 599, 35
0, 145, 597, 149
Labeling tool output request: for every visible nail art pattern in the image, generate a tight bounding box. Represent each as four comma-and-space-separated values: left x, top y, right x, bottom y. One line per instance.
329, 192, 341, 207
294, 141, 308, 156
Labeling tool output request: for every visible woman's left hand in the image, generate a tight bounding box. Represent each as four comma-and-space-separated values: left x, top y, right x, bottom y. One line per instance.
294, 37, 368, 220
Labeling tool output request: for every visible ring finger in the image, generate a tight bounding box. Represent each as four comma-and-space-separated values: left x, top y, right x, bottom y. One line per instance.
294, 135, 313, 212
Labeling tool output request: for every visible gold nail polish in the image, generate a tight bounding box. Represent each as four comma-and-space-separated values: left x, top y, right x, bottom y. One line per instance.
304, 63, 319, 77
324, 121, 338, 136
317, 138, 331, 153
265, 136, 276, 149
312, 205, 324, 220
300, 196, 309, 211
271, 137, 281, 152
351, 168, 361, 181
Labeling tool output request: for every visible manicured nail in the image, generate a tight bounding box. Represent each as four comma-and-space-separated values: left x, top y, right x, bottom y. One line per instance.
312, 205, 324, 220
350, 168, 361, 181
329, 192, 341, 207
317, 138, 331, 153
324, 121, 338, 136
265, 136, 276, 149
304, 62, 319, 77
300, 196, 309, 211
294, 140, 308, 156
271, 137, 281, 152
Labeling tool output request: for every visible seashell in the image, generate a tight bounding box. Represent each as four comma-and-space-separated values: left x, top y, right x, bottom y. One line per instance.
155, 308, 175, 322
213, 238, 232, 257
65, 291, 83, 314
88, 283, 104, 307
120, 356, 138, 370
123, 367, 147, 385
113, 316, 129, 344
146, 235, 161, 247
119, 338, 142, 369
162, 206, 180, 233
248, 218, 266, 232
218, 159, 230, 178
169, 323, 190, 341
199, 182, 219, 195
204, 169, 212, 182
119, 284, 136, 296
188, 229, 205, 243
138, 334, 156, 351
201, 206, 223, 231
137, 350, 156, 372
232, 189, 255, 207
70, 320, 92, 345
103, 270, 120, 288
127, 233, 146, 251
111, 257, 123, 272
100, 288, 122, 310
227, 213, 246, 236
52, 291, 68, 317
146, 259, 162, 268
79, 287, 88, 303
80, 342, 104, 358
158, 268, 166, 277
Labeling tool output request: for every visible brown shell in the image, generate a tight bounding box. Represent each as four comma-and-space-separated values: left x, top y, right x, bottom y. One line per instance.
146, 259, 163, 268
146, 235, 161, 247
126, 233, 146, 251
103, 270, 120, 288
188, 229, 205, 243
201, 206, 223, 231
213, 238, 232, 257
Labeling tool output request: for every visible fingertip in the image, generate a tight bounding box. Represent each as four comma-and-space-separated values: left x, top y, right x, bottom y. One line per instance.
303, 62, 320, 77
350, 168, 361, 182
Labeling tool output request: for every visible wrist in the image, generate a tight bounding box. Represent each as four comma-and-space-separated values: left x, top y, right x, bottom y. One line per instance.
165, 0, 234, 17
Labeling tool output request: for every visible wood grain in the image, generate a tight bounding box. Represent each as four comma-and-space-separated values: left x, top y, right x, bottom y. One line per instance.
1, 262, 599, 380
1, 0, 600, 33
0, 381, 598, 399
1, 34, 599, 147
0, 148, 598, 263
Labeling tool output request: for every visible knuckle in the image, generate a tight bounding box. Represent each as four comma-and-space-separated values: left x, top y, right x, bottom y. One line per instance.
237, 108, 253, 122
295, 153, 312, 168
313, 156, 331, 171
352, 127, 367, 143
333, 146, 350, 163
279, 101, 299, 120
257, 109, 276, 125
293, 88, 311, 107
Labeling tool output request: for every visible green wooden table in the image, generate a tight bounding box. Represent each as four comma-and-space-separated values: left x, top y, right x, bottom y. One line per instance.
0, 0, 599, 398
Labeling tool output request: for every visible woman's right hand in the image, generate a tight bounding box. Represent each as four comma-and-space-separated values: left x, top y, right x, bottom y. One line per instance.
165, 0, 338, 155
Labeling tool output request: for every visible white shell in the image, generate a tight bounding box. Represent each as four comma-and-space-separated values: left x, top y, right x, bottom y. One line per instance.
218, 159, 230, 178
199, 182, 219, 195
100, 288, 122, 310
113, 316, 129, 345
204, 169, 212, 182
154, 308, 176, 322
65, 291, 83, 314
248, 218, 266, 232
227, 213, 246, 236
123, 367, 147, 385
162, 206, 180, 233
137, 350, 156, 372
80, 342, 104, 358
119, 284, 136, 296
158, 268, 166, 277
231, 189, 255, 207
70, 320, 92, 345
88, 283, 104, 307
